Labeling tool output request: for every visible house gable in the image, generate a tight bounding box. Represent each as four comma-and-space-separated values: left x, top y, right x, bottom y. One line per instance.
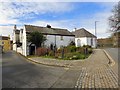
72, 28, 96, 38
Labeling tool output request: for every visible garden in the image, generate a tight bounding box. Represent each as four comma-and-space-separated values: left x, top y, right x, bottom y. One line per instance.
27, 31, 93, 60
34, 45, 93, 60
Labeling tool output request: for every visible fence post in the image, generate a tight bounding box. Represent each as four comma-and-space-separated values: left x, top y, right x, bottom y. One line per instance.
62, 46, 64, 59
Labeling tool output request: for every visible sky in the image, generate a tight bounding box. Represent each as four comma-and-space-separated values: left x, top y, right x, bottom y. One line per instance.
0, 1, 118, 40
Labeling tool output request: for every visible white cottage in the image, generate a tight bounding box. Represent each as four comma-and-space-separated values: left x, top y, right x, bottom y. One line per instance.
13, 25, 75, 56
72, 28, 97, 48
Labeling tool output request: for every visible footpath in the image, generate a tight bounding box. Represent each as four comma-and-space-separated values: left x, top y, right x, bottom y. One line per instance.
72, 49, 118, 88
28, 49, 114, 68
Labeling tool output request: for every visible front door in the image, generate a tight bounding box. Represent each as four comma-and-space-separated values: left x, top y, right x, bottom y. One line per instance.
77, 39, 81, 47
29, 45, 35, 55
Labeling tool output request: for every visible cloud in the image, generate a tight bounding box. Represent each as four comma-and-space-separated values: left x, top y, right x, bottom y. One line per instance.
72, 2, 117, 38
0, 26, 13, 40
0, 2, 74, 39
0, 0, 119, 2
0, 2, 74, 24
0, 2, 117, 39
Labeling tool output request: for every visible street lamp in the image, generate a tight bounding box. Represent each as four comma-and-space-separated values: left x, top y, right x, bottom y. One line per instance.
95, 21, 99, 36
95, 21, 99, 48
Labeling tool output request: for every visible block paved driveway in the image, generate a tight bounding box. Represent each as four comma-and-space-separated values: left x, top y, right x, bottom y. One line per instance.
2, 49, 118, 89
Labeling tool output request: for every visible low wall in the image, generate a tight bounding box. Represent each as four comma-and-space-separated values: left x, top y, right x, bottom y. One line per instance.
17, 47, 23, 54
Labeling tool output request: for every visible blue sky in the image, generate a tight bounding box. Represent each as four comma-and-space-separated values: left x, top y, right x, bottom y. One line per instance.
0, 2, 117, 39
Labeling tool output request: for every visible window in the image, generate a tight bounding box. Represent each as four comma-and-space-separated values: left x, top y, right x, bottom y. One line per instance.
91, 38, 93, 46
77, 39, 81, 46
61, 36, 63, 40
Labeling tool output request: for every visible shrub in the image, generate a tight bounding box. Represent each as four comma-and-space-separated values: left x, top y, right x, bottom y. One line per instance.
55, 52, 62, 59
76, 47, 84, 54
83, 45, 92, 48
36, 47, 48, 56
48, 50, 54, 56
69, 41, 75, 46
66, 46, 77, 52
88, 48, 93, 54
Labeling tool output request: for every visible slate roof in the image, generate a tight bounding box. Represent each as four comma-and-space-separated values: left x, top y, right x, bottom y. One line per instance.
72, 28, 96, 38
15, 30, 20, 34
25, 25, 75, 36
0, 36, 10, 40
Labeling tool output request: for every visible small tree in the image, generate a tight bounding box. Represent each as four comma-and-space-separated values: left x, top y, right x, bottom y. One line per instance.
108, 2, 120, 31
28, 31, 46, 48
69, 41, 75, 46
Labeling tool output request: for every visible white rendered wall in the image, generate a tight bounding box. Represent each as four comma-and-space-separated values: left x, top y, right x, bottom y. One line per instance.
17, 47, 22, 54
86, 38, 96, 48
44, 35, 75, 48
22, 27, 27, 56
19, 30, 22, 43
75, 37, 87, 47
93, 38, 97, 48
75, 37, 97, 48
13, 30, 17, 51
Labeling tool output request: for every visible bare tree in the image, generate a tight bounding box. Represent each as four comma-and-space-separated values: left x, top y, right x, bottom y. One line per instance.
108, 2, 120, 31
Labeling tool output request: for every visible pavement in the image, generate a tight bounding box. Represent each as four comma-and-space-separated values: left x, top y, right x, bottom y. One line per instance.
28, 49, 113, 67
28, 56, 84, 68
2, 49, 119, 89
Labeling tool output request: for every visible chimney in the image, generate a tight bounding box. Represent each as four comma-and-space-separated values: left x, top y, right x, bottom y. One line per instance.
46, 24, 51, 28
74, 28, 77, 31
14, 25, 17, 30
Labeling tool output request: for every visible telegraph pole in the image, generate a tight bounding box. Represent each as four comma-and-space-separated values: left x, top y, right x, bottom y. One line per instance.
95, 21, 99, 48
95, 21, 99, 36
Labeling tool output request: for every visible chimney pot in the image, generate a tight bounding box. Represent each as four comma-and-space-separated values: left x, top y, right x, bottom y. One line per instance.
46, 24, 51, 28
74, 28, 77, 31
14, 25, 17, 30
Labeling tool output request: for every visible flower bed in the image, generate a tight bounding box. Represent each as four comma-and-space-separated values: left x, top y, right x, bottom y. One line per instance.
33, 45, 93, 60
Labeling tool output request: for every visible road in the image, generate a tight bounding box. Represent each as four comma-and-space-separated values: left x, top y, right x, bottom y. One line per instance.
105, 48, 119, 63
2, 50, 118, 89
2, 51, 79, 88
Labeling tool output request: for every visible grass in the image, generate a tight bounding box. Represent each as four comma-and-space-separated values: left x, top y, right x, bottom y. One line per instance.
63, 52, 90, 60
27, 55, 38, 58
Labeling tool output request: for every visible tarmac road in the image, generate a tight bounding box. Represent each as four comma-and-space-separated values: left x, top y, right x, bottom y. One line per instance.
2, 50, 118, 89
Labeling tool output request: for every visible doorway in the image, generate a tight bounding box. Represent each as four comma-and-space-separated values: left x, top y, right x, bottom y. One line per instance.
29, 44, 35, 55
77, 39, 81, 47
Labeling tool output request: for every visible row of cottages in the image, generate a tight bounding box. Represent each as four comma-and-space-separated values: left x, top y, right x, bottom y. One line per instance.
13, 25, 75, 56
13, 25, 97, 56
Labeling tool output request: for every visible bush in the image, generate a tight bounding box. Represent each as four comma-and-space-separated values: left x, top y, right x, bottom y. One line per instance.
88, 48, 93, 54
48, 50, 54, 56
76, 47, 84, 54
69, 41, 75, 46
36, 47, 48, 56
83, 45, 92, 48
66, 46, 77, 52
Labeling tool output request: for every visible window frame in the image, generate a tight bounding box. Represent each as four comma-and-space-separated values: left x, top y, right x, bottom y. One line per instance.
61, 36, 63, 40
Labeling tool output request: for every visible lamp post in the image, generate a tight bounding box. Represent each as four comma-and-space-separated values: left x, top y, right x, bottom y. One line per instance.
95, 21, 99, 48
95, 21, 99, 36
